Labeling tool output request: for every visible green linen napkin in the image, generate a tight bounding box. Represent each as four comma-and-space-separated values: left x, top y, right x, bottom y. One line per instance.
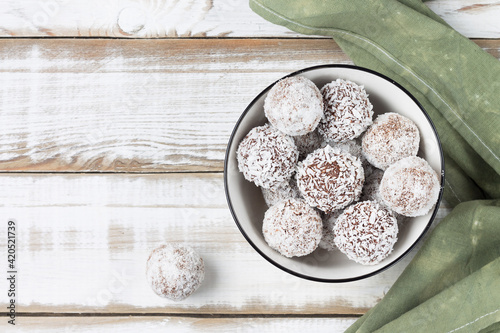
250, 0, 500, 331
250, 0, 500, 207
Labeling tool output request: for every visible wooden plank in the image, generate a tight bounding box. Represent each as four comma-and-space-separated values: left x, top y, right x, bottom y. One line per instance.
0, 173, 452, 314
0, 0, 499, 38
1, 316, 358, 333
0, 38, 347, 173
428, 0, 500, 38
476, 39, 500, 59
0, 39, 499, 173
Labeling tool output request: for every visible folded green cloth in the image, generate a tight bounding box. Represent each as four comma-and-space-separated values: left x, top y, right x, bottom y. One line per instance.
250, 0, 500, 331
250, 0, 500, 207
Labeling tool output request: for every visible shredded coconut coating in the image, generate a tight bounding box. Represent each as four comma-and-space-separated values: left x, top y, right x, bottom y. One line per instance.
318, 79, 373, 143
261, 177, 301, 207
146, 244, 205, 301
362, 113, 420, 170
334, 201, 398, 265
319, 210, 342, 251
324, 138, 375, 178
293, 129, 323, 161
264, 76, 324, 136
262, 198, 323, 258
296, 145, 364, 213
380, 156, 440, 217
237, 124, 299, 189
323, 139, 362, 159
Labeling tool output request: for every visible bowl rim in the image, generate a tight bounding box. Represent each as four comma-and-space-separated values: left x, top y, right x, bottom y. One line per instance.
224, 64, 445, 283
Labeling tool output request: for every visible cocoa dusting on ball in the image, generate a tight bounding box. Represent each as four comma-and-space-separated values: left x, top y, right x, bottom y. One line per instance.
264, 76, 323, 136
318, 79, 373, 143
334, 201, 398, 265
146, 244, 204, 301
237, 124, 298, 189
296, 145, 364, 213
262, 198, 323, 258
380, 156, 440, 217
362, 113, 420, 170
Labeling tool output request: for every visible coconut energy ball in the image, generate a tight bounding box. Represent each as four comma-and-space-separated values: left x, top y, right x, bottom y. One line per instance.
261, 177, 301, 207
146, 244, 205, 301
380, 156, 440, 217
334, 201, 398, 265
318, 79, 373, 143
264, 76, 324, 136
362, 113, 420, 170
237, 124, 299, 189
262, 198, 323, 258
296, 145, 364, 213
318, 210, 342, 252
293, 129, 323, 160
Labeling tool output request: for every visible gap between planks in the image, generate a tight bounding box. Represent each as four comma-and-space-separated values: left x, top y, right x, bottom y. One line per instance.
11, 313, 362, 318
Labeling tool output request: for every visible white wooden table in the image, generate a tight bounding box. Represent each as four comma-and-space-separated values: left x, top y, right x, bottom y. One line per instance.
0, 1, 498, 332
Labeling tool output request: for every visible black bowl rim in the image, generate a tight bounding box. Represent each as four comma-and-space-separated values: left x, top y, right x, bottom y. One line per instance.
223, 64, 445, 283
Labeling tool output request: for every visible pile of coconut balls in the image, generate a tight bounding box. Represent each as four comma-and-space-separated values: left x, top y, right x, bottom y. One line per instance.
237, 76, 440, 266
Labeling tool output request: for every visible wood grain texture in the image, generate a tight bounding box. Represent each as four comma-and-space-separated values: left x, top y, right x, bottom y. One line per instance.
2, 316, 358, 333
0, 39, 498, 173
0, 173, 452, 314
0, 38, 346, 172
0, 0, 499, 38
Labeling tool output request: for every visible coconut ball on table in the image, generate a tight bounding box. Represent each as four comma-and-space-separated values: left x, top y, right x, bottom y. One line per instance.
318, 79, 373, 143
262, 198, 323, 258
264, 76, 324, 136
362, 112, 420, 170
296, 145, 364, 214
146, 244, 204, 301
237, 124, 298, 189
334, 201, 398, 265
380, 156, 440, 217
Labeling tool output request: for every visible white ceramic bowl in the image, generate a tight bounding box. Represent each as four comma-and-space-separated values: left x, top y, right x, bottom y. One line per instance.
224, 65, 444, 282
